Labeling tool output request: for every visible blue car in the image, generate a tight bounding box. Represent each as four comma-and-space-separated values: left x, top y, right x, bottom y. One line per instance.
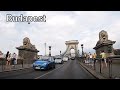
33, 57, 55, 70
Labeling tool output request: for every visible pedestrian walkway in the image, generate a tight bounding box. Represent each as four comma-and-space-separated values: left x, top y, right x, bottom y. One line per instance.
0, 64, 32, 72
79, 59, 120, 79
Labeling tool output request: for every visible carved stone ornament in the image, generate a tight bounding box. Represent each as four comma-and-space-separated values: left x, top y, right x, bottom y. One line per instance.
99, 30, 108, 42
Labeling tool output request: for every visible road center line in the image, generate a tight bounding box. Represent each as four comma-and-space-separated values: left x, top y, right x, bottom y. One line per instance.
34, 62, 67, 79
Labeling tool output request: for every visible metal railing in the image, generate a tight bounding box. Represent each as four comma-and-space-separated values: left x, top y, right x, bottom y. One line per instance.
77, 56, 120, 79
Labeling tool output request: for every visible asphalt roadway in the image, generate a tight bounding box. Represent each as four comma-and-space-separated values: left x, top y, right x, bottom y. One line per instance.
0, 59, 96, 79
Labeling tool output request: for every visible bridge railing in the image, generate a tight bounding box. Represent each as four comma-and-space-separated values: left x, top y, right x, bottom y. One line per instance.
77, 56, 120, 79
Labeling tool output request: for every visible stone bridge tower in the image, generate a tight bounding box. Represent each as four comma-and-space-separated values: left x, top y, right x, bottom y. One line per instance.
62, 40, 79, 57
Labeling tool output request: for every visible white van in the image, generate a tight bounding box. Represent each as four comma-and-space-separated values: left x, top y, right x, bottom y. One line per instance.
71, 53, 75, 60
55, 57, 63, 64
63, 56, 69, 62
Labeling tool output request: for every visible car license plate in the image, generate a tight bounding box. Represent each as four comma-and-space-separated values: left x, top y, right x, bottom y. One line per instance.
35, 67, 40, 69
40, 68, 44, 69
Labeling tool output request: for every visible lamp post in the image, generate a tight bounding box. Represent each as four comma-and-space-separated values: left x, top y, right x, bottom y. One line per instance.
44, 43, 46, 56
60, 51, 61, 55
81, 44, 83, 57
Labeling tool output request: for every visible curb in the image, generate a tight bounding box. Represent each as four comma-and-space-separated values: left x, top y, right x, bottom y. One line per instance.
0, 67, 32, 73
0, 65, 32, 73
78, 61, 107, 79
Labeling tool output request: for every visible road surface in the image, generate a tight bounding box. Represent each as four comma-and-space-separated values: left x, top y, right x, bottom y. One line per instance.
0, 59, 95, 79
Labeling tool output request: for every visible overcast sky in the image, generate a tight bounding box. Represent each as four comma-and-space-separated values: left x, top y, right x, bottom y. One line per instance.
0, 11, 120, 55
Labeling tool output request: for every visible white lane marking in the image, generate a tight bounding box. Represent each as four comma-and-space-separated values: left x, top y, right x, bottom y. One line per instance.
34, 62, 67, 79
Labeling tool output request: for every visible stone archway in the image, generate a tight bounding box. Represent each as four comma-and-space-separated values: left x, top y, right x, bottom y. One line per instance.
62, 40, 79, 57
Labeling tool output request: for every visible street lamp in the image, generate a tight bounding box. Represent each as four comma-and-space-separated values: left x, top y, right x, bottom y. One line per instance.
81, 44, 84, 57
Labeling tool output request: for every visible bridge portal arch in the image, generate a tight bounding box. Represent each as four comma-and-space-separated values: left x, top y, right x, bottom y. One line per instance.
62, 40, 79, 57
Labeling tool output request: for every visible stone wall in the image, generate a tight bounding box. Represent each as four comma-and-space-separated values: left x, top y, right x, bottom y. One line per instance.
17, 59, 35, 64
17, 49, 38, 64
18, 50, 37, 60
95, 45, 114, 57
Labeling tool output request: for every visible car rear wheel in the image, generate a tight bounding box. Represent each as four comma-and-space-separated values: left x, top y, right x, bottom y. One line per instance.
53, 65, 55, 68
34, 69, 40, 71
47, 66, 50, 70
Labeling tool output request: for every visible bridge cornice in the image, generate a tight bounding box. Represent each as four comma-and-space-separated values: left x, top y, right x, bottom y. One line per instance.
65, 40, 79, 45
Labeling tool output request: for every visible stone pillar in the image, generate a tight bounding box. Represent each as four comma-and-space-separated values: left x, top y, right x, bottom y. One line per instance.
93, 30, 116, 57
16, 37, 39, 64
16, 48, 39, 64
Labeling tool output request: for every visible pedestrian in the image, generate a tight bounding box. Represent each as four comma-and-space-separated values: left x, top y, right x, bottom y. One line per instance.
100, 50, 107, 68
7, 53, 11, 65
85, 53, 88, 63
89, 53, 93, 66
87, 52, 90, 65
6, 52, 12, 70
12, 53, 17, 66
93, 53, 97, 62
84, 53, 87, 63
11, 53, 14, 66
5, 51, 9, 65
